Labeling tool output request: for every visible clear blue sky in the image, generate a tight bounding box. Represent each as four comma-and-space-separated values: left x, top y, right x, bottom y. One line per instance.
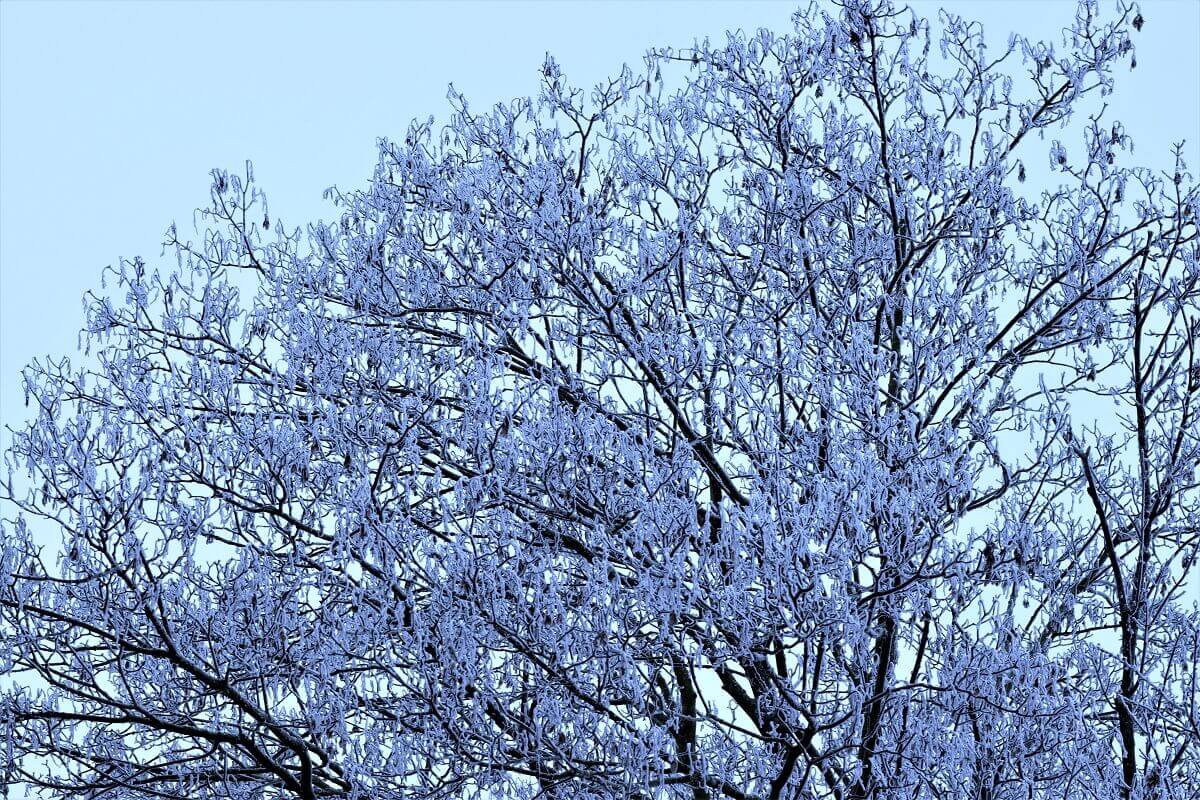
1, 0, 1197, 443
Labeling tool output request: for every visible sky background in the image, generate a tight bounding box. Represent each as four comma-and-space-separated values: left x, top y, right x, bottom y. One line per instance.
1, 0, 1198, 449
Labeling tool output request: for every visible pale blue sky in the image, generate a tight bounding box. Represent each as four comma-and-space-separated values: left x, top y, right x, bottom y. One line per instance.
1, 0, 1197, 442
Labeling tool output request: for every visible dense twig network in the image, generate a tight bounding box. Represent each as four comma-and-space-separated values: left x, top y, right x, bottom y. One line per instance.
2, 1, 1198, 799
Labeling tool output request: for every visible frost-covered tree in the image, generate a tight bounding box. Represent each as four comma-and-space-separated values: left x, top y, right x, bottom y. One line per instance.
3, 2, 1198, 799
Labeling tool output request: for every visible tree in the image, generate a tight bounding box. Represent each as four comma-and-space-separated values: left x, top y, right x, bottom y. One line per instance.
2, 1, 1198, 798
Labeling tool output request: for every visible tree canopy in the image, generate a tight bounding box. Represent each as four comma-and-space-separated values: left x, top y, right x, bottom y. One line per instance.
3, 1, 1198, 799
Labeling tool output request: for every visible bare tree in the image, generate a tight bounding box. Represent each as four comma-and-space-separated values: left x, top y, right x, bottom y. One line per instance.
2, 2, 1197, 799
